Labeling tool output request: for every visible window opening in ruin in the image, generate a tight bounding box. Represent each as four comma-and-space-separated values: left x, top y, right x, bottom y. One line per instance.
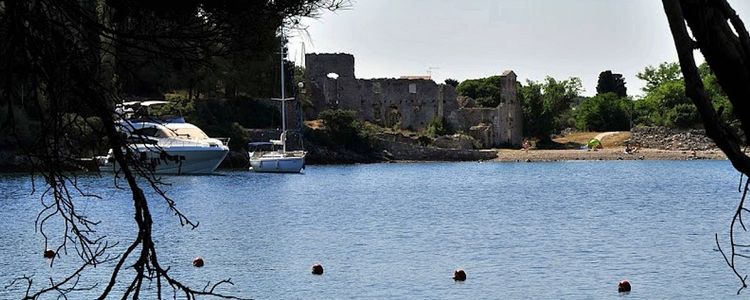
409, 83, 417, 94
372, 82, 382, 94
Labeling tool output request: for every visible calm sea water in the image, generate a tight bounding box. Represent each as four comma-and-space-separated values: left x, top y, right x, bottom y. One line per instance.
0, 160, 745, 299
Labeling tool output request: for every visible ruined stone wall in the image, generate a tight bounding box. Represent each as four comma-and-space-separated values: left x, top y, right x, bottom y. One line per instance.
305, 53, 522, 148
499, 72, 523, 146
352, 79, 458, 130
305, 53, 358, 118
306, 53, 458, 131
446, 72, 522, 147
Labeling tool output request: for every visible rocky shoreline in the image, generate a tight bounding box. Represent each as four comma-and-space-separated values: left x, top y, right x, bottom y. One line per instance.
494, 148, 726, 162
1, 126, 732, 172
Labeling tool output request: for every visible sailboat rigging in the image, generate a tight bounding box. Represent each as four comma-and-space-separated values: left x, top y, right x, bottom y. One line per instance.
248, 30, 306, 173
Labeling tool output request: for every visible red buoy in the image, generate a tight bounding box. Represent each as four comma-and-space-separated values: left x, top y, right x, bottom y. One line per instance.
453, 269, 467, 281
43, 249, 55, 259
618, 280, 631, 292
192, 256, 205, 267
311, 263, 324, 275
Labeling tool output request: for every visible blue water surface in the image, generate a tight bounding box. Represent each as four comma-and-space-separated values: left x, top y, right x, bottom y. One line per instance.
0, 160, 744, 299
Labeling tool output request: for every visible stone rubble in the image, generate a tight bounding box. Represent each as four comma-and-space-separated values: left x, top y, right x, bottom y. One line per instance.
630, 126, 718, 151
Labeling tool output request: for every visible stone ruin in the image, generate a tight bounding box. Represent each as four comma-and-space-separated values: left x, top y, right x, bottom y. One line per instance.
304, 53, 523, 148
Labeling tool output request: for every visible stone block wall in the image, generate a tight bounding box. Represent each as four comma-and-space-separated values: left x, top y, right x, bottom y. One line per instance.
351, 78, 457, 130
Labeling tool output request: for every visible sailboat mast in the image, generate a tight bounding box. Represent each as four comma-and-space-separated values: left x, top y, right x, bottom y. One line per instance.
280, 30, 287, 154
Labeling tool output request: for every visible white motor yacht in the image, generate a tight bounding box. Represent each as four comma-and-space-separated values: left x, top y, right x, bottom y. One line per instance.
99, 121, 229, 175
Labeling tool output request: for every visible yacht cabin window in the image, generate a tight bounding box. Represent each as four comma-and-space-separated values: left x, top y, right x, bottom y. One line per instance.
172, 128, 209, 139
131, 127, 176, 138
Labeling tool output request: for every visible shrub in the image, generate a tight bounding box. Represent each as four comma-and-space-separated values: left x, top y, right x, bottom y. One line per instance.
575, 93, 632, 131
669, 104, 701, 128
317, 109, 372, 153
426, 116, 452, 137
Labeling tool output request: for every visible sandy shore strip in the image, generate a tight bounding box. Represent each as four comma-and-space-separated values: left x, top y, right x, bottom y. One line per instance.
495, 148, 727, 162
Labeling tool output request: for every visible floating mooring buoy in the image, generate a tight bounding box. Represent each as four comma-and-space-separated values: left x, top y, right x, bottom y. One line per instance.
618, 280, 631, 292
453, 269, 467, 281
193, 256, 205, 267
311, 263, 324, 275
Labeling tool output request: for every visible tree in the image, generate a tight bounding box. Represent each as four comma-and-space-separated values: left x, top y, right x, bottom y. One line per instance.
635, 79, 696, 127
596, 70, 627, 97
444, 78, 459, 87
634, 61, 731, 128
575, 93, 632, 131
520, 77, 583, 143
0, 0, 347, 298
636, 62, 682, 94
662, 0, 750, 293
455, 76, 505, 107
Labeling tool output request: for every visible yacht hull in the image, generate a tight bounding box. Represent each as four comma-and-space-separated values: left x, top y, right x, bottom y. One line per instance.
100, 147, 229, 175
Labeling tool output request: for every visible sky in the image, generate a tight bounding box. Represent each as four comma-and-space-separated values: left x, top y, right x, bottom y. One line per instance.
288, 0, 750, 97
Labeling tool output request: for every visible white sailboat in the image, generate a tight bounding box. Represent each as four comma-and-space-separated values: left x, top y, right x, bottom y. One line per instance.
248, 36, 306, 173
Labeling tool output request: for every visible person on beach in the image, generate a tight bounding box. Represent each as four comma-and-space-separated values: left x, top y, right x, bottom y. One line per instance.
522, 138, 530, 153
625, 142, 640, 154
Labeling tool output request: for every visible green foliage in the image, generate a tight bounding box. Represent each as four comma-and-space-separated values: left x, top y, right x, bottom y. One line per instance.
444, 78, 459, 87
575, 93, 632, 131
189, 97, 280, 131
520, 81, 546, 138
596, 70, 627, 97
633, 62, 728, 129
115, 2, 311, 100
456, 76, 505, 107
699, 63, 734, 121
668, 103, 701, 128
319, 109, 357, 138
426, 117, 452, 137
636, 62, 681, 94
634, 80, 689, 127
315, 109, 373, 154
520, 77, 583, 142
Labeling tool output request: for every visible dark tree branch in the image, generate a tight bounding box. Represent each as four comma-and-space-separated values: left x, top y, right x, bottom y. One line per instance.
663, 0, 750, 293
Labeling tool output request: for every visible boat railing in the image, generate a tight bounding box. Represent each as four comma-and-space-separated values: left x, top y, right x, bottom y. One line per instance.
128, 138, 227, 149
216, 137, 231, 146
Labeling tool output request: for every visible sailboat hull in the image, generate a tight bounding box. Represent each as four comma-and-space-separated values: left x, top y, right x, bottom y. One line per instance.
249, 152, 305, 173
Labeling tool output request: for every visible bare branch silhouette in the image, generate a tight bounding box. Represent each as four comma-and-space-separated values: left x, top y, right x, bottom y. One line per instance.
662, 0, 750, 293
1, 0, 349, 298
